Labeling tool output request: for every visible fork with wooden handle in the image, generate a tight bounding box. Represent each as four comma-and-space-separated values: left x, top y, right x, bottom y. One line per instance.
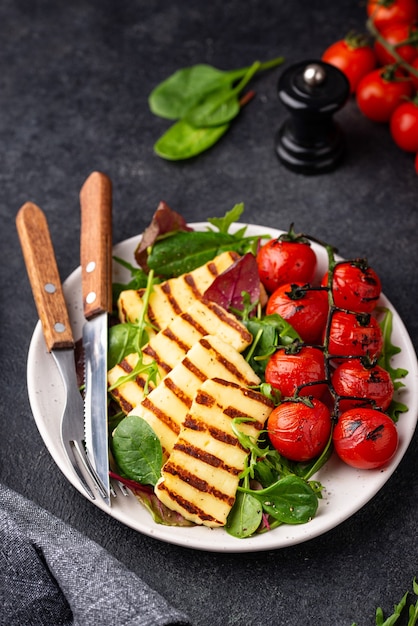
16, 201, 108, 501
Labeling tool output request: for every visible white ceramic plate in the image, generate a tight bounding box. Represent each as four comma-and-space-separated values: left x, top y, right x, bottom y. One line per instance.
27, 223, 418, 552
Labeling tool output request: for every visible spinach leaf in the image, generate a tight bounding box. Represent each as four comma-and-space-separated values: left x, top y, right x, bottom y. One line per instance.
154, 118, 230, 161
148, 229, 248, 276
149, 56, 284, 159
184, 61, 261, 128
149, 57, 284, 120
226, 491, 263, 539
112, 415, 163, 487
239, 475, 318, 524
108, 322, 152, 370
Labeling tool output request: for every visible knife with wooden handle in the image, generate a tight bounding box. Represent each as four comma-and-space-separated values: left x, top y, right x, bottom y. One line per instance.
80, 171, 113, 506
16, 201, 100, 501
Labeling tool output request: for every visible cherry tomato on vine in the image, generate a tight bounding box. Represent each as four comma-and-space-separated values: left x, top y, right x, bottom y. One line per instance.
266, 282, 329, 344
322, 33, 377, 93
356, 67, 413, 123
408, 56, 418, 90
367, 0, 418, 31
331, 359, 394, 413
267, 398, 332, 462
374, 23, 418, 66
333, 407, 398, 469
256, 225, 317, 294
265, 345, 327, 399
390, 99, 418, 152
321, 259, 382, 313
327, 311, 384, 361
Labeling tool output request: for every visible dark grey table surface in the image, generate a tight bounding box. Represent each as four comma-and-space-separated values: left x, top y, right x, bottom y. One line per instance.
1, 1, 417, 625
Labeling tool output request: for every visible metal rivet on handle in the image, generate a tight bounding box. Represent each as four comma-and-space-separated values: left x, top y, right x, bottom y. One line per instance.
54, 322, 66, 333
44, 282, 56, 293
86, 291, 97, 304
86, 261, 96, 273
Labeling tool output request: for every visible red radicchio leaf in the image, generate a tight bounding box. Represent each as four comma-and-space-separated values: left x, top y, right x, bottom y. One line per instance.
134, 201, 193, 270
203, 252, 260, 313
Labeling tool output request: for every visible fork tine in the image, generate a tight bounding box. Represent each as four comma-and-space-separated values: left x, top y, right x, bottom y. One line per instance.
53, 350, 112, 502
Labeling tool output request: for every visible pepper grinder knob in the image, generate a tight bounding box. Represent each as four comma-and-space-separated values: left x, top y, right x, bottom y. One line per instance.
275, 60, 350, 174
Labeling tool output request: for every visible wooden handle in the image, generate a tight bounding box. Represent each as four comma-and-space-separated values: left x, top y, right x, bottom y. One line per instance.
16, 202, 74, 351
80, 171, 113, 319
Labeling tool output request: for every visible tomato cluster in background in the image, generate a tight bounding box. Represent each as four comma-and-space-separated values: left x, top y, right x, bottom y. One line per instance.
256, 227, 399, 471
321, 0, 418, 173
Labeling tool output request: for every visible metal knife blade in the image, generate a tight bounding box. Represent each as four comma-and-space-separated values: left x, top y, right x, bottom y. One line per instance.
80, 171, 113, 506
16, 201, 98, 500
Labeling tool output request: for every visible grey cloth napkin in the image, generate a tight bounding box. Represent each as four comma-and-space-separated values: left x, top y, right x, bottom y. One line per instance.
0, 484, 192, 626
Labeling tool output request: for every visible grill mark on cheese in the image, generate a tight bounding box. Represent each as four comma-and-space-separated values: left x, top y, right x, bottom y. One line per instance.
182, 415, 240, 447
199, 336, 251, 384
161, 281, 183, 317
163, 377, 193, 409
162, 462, 236, 505
201, 299, 253, 344
110, 390, 134, 414
181, 356, 207, 382
162, 326, 190, 352
141, 395, 181, 436
156, 482, 221, 524
184, 274, 201, 297
142, 345, 171, 375
173, 440, 241, 475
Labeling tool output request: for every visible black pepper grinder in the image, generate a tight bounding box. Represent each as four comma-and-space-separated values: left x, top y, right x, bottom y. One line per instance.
275, 60, 350, 174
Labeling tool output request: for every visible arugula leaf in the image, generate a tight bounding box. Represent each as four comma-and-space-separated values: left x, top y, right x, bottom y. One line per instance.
112, 256, 150, 302
207, 203, 244, 233
244, 315, 301, 378
377, 307, 409, 421
351, 578, 418, 626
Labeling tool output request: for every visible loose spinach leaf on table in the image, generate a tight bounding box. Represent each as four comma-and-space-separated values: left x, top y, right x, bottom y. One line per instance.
154, 119, 230, 161
149, 57, 283, 120
149, 56, 284, 159
183, 61, 261, 128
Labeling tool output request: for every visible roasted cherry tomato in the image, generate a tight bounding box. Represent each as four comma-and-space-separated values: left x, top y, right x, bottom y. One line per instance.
333, 407, 398, 469
266, 283, 329, 344
256, 225, 317, 294
390, 100, 418, 152
374, 23, 418, 66
356, 67, 413, 123
265, 345, 327, 399
327, 311, 384, 361
331, 359, 394, 413
268, 398, 332, 462
367, 0, 418, 31
321, 259, 382, 313
322, 33, 377, 93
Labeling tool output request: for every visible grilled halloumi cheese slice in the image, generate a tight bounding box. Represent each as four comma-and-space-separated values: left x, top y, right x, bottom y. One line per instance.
107, 297, 253, 414
155, 378, 274, 528
127, 334, 260, 456
117, 250, 240, 330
